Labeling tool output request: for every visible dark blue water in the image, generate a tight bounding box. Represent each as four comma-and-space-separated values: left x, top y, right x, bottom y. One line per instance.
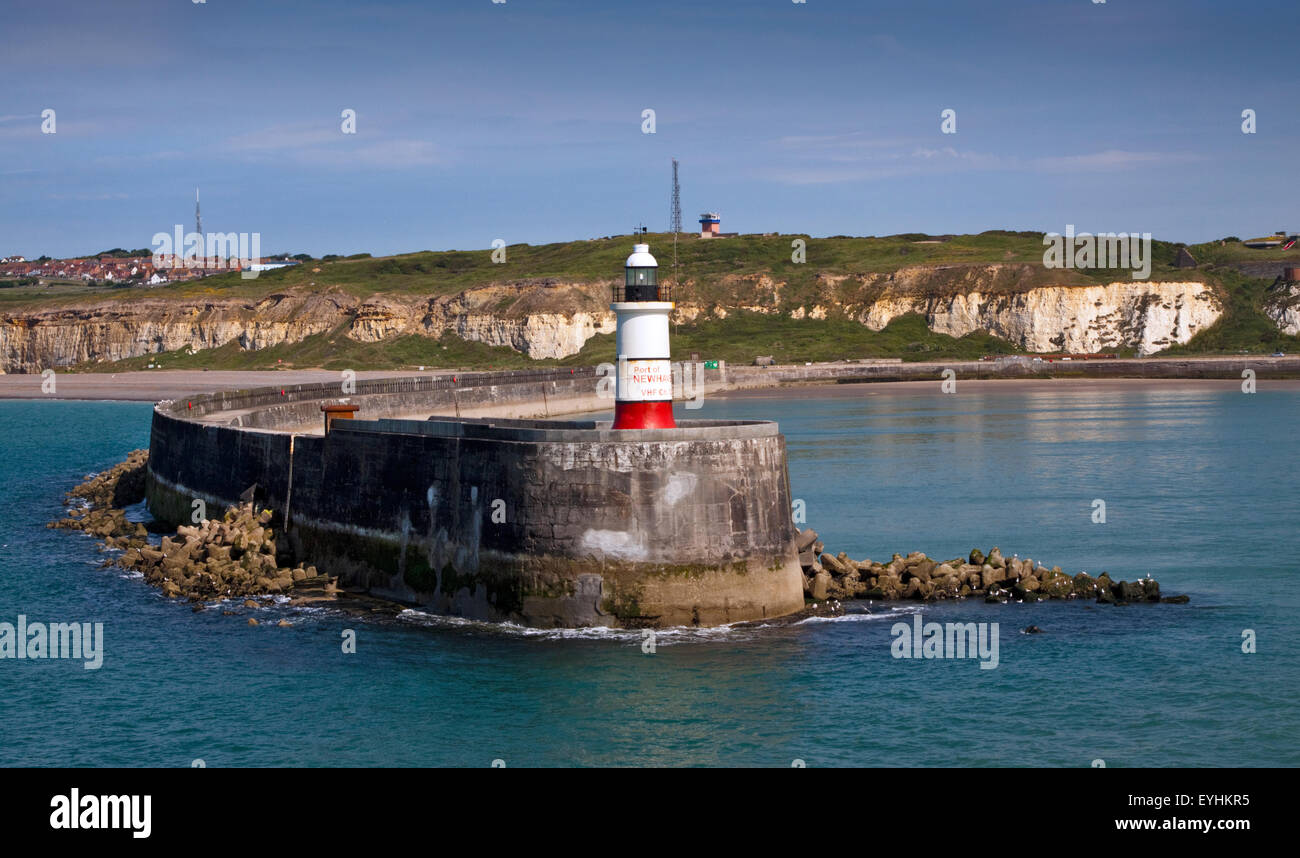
2, 385, 1297, 767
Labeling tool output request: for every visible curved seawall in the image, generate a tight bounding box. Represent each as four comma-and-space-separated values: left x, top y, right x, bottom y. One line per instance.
146, 370, 805, 627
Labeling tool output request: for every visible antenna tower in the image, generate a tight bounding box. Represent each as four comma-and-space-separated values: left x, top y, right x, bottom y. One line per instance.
670, 159, 682, 291
670, 159, 681, 235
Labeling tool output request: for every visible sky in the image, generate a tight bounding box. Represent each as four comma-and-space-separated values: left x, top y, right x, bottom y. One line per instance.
1, 0, 1297, 258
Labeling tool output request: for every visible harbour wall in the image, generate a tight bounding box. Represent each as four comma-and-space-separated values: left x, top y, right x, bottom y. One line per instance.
722, 354, 1300, 387
143, 355, 1295, 627
147, 369, 804, 627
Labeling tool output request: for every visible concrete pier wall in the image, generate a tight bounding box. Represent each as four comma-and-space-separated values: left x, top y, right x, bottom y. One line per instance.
147, 370, 804, 627
179, 367, 614, 432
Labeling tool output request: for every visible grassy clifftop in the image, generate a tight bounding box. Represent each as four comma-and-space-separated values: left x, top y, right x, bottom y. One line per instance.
8, 229, 1276, 310
10, 230, 1299, 371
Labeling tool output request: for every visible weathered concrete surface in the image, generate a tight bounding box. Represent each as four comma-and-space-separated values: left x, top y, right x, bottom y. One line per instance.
147, 373, 803, 627
180, 368, 613, 433
723, 354, 1300, 387
142, 356, 1297, 626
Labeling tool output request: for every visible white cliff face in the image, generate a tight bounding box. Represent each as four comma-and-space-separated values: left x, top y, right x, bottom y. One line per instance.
440, 312, 614, 359
1265, 284, 1300, 336
345, 282, 616, 359
0, 283, 619, 373
859, 282, 1221, 355
0, 293, 351, 372
0, 274, 1228, 373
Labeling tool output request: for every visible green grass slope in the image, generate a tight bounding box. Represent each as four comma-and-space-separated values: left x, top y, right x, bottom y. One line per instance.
76, 312, 1021, 372
21, 230, 1298, 370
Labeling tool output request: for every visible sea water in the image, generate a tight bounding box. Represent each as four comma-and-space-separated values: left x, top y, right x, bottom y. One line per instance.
0, 384, 1296, 767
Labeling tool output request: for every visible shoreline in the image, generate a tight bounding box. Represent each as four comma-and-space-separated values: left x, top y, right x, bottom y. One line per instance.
713, 375, 1300, 399
3, 356, 1299, 403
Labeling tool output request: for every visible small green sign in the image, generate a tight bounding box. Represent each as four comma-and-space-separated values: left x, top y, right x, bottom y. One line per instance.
704, 360, 719, 370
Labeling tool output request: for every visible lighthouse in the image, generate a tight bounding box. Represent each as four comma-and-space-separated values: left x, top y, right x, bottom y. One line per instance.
611, 242, 676, 429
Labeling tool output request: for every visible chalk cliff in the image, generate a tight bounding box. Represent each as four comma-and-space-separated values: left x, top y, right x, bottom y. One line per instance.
0, 268, 1225, 372
345, 281, 615, 359
0, 280, 614, 372
1264, 283, 1300, 336
0, 293, 350, 373
856, 281, 1222, 356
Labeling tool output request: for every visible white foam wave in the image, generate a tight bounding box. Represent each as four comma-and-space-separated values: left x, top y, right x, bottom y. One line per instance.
794, 606, 922, 625
395, 609, 761, 644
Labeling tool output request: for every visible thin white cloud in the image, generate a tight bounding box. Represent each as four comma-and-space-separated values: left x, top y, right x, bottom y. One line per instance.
46, 192, 129, 201
223, 124, 341, 152
220, 123, 442, 169
775, 131, 917, 151
764, 137, 1203, 185
299, 139, 440, 168
1030, 149, 1198, 172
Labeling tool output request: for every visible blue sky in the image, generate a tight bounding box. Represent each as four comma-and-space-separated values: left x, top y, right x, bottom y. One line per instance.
2, 0, 1297, 257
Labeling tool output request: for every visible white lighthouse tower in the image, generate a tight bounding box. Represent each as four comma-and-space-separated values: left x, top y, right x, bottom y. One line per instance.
611, 242, 676, 429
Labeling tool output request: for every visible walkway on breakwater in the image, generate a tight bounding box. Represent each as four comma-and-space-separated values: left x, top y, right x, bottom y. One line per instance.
0, 369, 433, 401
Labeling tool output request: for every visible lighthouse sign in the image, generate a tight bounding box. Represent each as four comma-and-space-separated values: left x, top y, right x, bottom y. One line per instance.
621, 358, 674, 401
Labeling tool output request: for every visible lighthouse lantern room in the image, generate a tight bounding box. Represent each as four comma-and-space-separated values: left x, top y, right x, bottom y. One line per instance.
611, 242, 676, 430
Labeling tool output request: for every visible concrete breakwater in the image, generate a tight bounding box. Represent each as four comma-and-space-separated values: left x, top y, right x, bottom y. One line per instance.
145, 370, 805, 627
57, 367, 1198, 627
50, 455, 411, 623
54, 441, 1186, 627
48, 449, 151, 541
48, 452, 332, 600
795, 530, 1187, 605
723, 354, 1300, 388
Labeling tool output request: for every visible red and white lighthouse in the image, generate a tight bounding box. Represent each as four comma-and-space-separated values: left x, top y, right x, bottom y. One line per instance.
611, 242, 676, 429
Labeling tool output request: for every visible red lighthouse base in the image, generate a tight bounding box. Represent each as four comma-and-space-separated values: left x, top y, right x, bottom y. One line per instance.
611, 400, 676, 430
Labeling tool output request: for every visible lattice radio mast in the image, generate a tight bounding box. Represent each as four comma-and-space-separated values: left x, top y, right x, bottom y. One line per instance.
669, 159, 682, 293
670, 159, 681, 236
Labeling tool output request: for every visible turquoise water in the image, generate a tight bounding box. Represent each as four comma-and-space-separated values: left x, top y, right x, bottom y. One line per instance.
1, 385, 1297, 767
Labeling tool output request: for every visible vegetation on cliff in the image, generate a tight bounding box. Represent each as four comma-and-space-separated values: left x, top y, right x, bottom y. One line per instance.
1159, 269, 1300, 356
78, 312, 1020, 372
5, 231, 1298, 371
